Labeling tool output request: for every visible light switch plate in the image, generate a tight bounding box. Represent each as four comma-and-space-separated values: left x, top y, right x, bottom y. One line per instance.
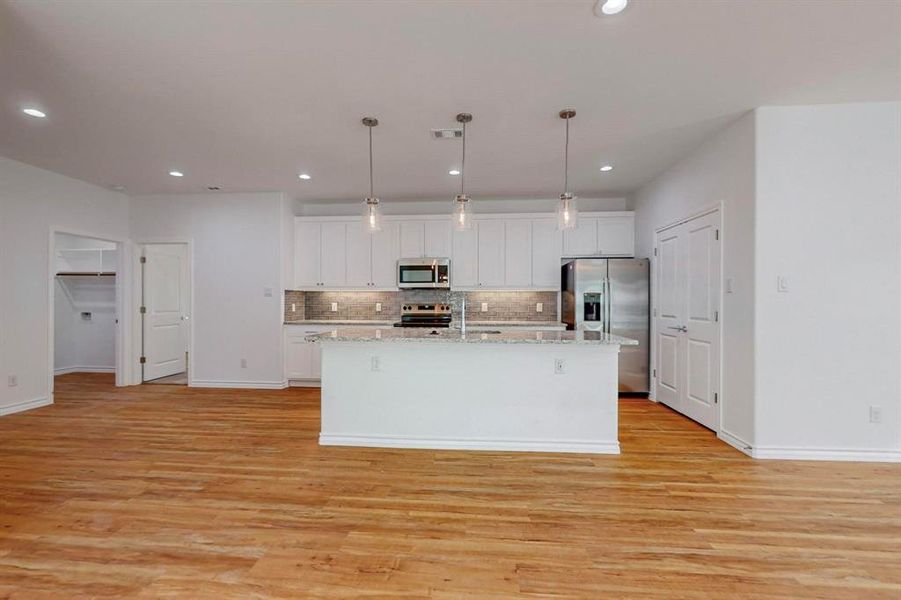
481, 302, 488, 312
725, 278, 734, 293
777, 276, 789, 293
264, 287, 273, 297
536, 302, 543, 313
375, 302, 382, 312
7, 375, 17, 387
331, 302, 338, 312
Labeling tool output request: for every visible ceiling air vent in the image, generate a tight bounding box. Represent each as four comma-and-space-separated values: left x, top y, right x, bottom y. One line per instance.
430, 128, 463, 139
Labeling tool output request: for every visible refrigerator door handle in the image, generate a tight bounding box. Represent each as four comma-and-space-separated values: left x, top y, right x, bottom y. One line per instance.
604, 276, 611, 334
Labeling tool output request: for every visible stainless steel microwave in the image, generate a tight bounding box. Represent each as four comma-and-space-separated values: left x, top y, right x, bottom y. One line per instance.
397, 258, 450, 289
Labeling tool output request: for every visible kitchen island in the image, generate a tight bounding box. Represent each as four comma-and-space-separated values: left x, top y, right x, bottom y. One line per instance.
308, 327, 637, 454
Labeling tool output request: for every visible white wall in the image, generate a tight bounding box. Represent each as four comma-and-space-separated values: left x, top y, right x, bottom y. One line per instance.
0, 157, 129, 415
130, 192, 286, 387
754, 103, 901, 458
297, 196, 628, 216
633, 113, 757, 446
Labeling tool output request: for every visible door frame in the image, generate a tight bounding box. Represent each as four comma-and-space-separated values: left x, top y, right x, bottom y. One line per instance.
650, 203, 724, 432
47, 227, 132, 398
131, 240, 195, 386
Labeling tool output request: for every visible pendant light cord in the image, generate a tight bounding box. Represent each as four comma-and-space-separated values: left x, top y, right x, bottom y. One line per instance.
564, 115, 570, 194
461, 121, 466, 196
368, 124, 374, 198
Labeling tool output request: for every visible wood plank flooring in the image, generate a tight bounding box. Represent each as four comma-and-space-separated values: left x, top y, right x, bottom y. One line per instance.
0, 373, 898, 598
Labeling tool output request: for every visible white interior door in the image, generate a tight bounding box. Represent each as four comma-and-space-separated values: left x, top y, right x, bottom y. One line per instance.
654, 211, 720, 430
142, 244, 188, 381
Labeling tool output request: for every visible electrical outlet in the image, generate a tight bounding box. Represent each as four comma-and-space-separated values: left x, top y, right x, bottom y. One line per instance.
264, 287, 273, 297
376, 302, 382, 312
7, 375, 18, 387
240, 358, 247, 369
371, 356, 380, 371
725, 278, 734, 293
777, 276, 789, 293
330, 302, 338, 312
869, 406, 882, 424
481, 302, 488, 312
554, 359, 565, 374
291, 303, 296, 312
536, 302, 543, 313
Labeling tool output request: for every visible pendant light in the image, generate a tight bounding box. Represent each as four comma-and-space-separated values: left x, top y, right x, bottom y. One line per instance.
556, 108, 578, 231
361, 116, 382, 233
452, 112, 473, 231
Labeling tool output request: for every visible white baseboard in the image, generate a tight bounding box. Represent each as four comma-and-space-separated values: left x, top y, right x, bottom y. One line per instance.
1, 396, 53, 417
190, 379, 289, 390
288, 379, 321, 388
54, 366, 115, 375
751, 446, 901, 463
320, 434, 620, 455
717, 429, 753, 457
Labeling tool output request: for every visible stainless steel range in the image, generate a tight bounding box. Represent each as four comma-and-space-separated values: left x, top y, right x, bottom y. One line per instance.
394, 303, 452, 328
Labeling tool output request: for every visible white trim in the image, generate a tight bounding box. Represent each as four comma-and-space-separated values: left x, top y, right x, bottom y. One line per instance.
750, 446, 901, 463
320, 434, 621, 454
1, 396, 53, 417
296, 211, 634, 224
190, 379, 288, 389
717, 429, 753, 457
288, 379, 321, 388
54, 366, 115, 375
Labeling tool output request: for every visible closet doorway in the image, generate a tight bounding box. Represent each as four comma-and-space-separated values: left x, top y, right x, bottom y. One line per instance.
52, 233, 119, 381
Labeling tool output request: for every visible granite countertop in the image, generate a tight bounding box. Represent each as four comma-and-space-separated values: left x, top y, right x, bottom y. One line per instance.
285, 320, 565, 328
306, 327, 637, 346
285, 320, 395, 326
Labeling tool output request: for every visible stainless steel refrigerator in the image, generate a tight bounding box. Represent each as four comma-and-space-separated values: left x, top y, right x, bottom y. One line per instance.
561, 259, 649, 394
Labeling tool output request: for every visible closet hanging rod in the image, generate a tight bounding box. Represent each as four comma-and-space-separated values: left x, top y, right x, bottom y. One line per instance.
55, 272, 116, 277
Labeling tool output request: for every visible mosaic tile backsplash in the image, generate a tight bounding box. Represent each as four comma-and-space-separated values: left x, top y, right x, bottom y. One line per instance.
286, 290, 558, 322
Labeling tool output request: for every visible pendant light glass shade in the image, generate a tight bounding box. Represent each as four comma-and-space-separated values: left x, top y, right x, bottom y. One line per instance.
452, 113, 474, 230
363, 197, 382, 232
453, 194, 473, 231
556, 192, 577, 230
361, 116, 381, 233
557, 109, 578, 230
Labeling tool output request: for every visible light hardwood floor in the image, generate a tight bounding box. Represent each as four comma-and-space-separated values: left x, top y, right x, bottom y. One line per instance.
0, 373, 898, 599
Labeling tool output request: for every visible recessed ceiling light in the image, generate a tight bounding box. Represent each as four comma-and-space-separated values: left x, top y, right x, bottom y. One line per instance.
448, 169, 461, 175
22, 107, 47, 118
169, 170, 184, 177
596, 0, 628, 16
600, 164, 614, 172
298, 173, 311, 180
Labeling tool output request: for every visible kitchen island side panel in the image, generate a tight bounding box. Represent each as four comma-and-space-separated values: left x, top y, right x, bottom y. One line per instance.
319, 341, 620, 454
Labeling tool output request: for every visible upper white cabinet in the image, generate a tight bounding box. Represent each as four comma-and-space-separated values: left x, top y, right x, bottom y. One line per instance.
531, 218, 562, 288
504, 220, 533, 288
295, 212, 632, 291
398, 220, 451, 259
563, 214, 634, 257
477, 220, 506, 287
294, 220, 398, 289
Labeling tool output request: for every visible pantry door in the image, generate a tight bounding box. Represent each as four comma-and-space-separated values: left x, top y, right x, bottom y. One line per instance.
654, 210, 721, 431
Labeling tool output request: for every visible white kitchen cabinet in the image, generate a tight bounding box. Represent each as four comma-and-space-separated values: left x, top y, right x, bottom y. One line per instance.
424, 220, 451, 258
398, 221, 424, 259
563, 214, 635, 257
477, 220, 506, 287
531, 218, 562, 288
294, 221, 322, 288
562, 218, 598, 256
320, 222, 347, 286
345, 222, 372, 287
370, 221, 399, 288
285, 325, 334, 383
398, 220, 451, 259
596, 216, 634, 256
503, 220, 532, 287
452, 226, 479, 287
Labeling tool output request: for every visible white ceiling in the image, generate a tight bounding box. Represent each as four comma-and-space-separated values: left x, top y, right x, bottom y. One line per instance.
1, 0, 899, 203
